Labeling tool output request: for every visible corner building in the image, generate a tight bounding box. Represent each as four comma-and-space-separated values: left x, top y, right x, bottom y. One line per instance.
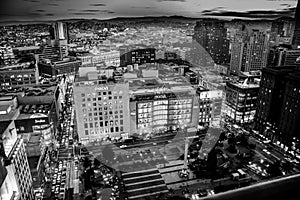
127, 78, 199, 135
73, 73, 130, 144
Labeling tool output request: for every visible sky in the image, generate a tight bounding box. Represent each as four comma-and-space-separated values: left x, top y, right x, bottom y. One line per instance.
0, 0, 298, 22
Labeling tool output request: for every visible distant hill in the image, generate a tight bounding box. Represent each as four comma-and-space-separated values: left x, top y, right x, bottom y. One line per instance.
0, 15, 296, 26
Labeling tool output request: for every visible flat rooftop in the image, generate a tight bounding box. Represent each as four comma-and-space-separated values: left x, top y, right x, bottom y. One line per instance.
227, 81, 260, 89
0, 62, 34, 71
0, 85, 57, 97
17, 104, 51, 120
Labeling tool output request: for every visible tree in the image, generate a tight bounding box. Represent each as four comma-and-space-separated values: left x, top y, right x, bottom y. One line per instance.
93, 157, 101, 168
83, 157, 92, 169
206, 148, 217, 173
267, 160, 282, 177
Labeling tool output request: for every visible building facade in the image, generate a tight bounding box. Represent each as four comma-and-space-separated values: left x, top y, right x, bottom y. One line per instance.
292, 0, 300, 49
197, 88, 223, 126
0, 63, 39, 88
120, 48, 156, 66
193, 19, 230, 66
73, 73, 130, 144
129, 87, 199, 135
255, 67, 300, 146
225, 80, 259, 124
230, 29, 269, 74
0, 121, 34, 200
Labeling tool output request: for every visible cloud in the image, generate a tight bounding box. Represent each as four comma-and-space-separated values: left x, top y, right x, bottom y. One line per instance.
157, 0, 186, 2
131, 6, 155, 9
82, 10, 101, 12
90, 3, 106, 6
35, 9, 45, 12
23, 0, 40, 2
48, 3, 59, 6
202, 6, 296, 18
71, 12, 98, 16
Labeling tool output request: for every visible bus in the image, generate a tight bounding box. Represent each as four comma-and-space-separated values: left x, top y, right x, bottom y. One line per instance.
237, 169, 246, 178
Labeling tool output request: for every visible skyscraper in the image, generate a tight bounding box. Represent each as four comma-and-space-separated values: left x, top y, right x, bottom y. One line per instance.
254, 66, 300, 146
230, 29, 269, 74
49, 22, 68, 41
292, 0, 300, 49
0, 121, 34, 200
193, 19, 230, 66
48, 22, 68, 60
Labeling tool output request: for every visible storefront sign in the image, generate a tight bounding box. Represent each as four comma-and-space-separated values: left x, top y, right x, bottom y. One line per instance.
35, 119, 46, 124
154, 94, 167, 99
95, 86, 109, 91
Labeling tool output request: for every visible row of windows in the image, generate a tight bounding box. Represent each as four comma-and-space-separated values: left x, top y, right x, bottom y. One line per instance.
84, 120, 124, 128
82, 96, 123, 102
84, 126, 124, 135
83, 110, 123, 115
83, 114, 123, 121
81, 91, 123, 97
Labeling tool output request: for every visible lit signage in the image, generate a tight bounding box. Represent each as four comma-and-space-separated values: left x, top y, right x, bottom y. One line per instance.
154, 94, 167, 99
35, 119, 46, 124
95, 87, 109, 91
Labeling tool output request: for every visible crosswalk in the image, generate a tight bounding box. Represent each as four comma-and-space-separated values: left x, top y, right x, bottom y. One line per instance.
122, 168, 169, 200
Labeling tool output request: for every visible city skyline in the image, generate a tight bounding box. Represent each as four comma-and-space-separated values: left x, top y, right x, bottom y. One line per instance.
0, 0, 299, 22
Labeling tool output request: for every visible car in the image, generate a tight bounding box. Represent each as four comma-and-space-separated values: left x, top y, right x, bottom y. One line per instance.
120, 145, 127, 148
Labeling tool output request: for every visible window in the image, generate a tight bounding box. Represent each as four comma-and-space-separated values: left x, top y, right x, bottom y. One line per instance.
98, 97, 101, 101
119, 96, 122, 99
87, 98, 91, 101
85, 130, 89, 135
108, 91, 112, 95
82, 103, 86, 107
90, 123, 93, 128
103, 92, 107, 95
120, 120, 123, 125
84, 123, 88, 128
114, 96, 117, 99
81, 94, 85, 97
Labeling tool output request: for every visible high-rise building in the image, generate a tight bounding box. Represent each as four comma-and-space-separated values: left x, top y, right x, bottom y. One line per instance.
254, 66, 300, 146
267, 45, 289, 67
230, 29, 269, 74
73, 67, 130, 144
225, 78, 260, 124
48, 22, 69, 60
283, 49, 300, 68
292, 0, 300, 49
49, 22, 68, 41
0, 120, 34, 200
193, 19, 230, 66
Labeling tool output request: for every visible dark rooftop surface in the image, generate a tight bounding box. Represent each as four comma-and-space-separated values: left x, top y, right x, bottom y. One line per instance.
28, 155, 40, 170
0, 120, 11, 135
203, 174, 300, 200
